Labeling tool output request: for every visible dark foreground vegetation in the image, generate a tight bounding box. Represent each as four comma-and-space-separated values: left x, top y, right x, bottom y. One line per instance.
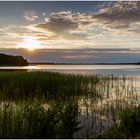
0, 71, 100, 101
0, 71, 139, 138
0, 100, 81, 138
0, 72, 100, 138
97, 105, 140, 139
0, 54, 28, 66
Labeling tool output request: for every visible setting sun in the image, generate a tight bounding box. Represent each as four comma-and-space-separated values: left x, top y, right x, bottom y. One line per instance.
16, 36, 42, 51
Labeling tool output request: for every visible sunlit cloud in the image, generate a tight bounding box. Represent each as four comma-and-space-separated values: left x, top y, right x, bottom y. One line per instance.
1, 1, 140, 52
16, 36, 43, 51
28, 2, 140, 45
42, 12, 46, 16
23, 10, 38, 21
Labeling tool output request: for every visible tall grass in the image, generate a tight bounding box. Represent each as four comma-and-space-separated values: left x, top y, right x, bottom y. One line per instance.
0, 71, 100, 101
96, 105, 140, 138
0, 100, 81, 138
78, 75, 140, 138
0, 72, 139, 138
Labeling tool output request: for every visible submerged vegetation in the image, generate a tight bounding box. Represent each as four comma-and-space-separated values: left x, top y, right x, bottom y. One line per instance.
0, 71, 139, 138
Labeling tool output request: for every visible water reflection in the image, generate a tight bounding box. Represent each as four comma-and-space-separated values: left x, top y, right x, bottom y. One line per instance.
77, 75, 140, 138
1, 65, 140, 138
1, 64, 140, 75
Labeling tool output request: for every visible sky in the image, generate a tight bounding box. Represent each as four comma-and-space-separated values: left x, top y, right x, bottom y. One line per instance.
0, 1, 140, 63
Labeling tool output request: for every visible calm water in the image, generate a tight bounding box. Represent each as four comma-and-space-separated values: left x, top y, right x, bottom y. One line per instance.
0, 64, 140, 75
1, 64, 140, 138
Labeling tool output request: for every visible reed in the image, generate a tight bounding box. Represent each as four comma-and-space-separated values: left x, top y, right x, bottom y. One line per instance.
0, 71, 139, 138
0, 71, 100, 101
0, 100, 81, 138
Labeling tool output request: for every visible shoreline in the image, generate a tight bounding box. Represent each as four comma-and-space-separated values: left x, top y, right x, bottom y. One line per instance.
29, 63, 140, 65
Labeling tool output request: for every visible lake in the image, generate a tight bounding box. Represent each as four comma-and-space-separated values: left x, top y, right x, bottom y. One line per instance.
0, 64, 140, 75
0, 64, 140, 138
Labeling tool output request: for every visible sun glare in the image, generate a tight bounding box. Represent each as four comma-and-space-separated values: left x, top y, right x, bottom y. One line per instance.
16, 36, 42, 51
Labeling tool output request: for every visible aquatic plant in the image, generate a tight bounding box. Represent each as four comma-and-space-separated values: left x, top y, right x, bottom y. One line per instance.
0, 72, 139, 138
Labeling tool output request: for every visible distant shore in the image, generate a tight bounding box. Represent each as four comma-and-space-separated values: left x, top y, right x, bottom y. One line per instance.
0, 53, 28, 66
29, 62, 140, 65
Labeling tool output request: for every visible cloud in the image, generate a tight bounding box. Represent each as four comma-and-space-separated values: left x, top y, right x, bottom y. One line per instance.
0, 25, 35, 49
25, 3, 140, 50
30, 2, 140, 42
29, 11, 99, 42
93, 1, 140, 30
63, 54, 92, 59
1, 2, 140, 51
32, 11, 78, 34
42, 12, 46, 16
23, 10, 38, 21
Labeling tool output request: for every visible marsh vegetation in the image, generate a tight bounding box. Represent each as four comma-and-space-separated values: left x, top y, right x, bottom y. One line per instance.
0, 72, 139, 138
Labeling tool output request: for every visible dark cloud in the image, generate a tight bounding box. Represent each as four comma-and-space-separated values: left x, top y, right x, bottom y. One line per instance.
2, 48, 140, 63
30, 11, 95, 41
31, 2, 140, 40
33, 12, 78, 34
26, 1, 140, 49
93, 1, 140, 30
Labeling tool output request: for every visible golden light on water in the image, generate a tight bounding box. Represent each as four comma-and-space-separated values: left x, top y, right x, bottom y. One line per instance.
16, 36, 42, 51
